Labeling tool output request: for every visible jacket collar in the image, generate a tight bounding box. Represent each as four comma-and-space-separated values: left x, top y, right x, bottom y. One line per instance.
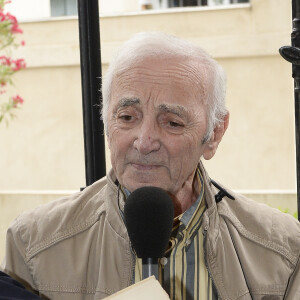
104, 162, 225, 239
105, 168, 130, 241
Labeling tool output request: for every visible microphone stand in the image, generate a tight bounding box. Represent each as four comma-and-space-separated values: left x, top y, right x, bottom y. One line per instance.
142, 258, 159, 280
279, 0, 300, 221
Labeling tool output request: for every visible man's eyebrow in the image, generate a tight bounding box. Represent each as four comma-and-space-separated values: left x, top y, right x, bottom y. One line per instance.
115, 98, 140, 110
158, 104, 187, 118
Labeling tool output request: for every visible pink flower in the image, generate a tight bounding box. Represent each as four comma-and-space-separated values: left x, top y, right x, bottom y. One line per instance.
0, 11, 23, 34
11, 23, 23, 34
21, 40, 25, 46
12, 58, 26, 71
12, 95, 24, 107
0, 55, 11, 65
9, 15, 23, 34
0, 11, 6, 21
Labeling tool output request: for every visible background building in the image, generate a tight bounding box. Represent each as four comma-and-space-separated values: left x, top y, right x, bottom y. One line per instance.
6, 0, 250, 18
0, 0, 297, 259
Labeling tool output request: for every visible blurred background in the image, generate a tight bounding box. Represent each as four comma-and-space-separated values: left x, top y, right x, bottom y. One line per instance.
0, 0, 297, 260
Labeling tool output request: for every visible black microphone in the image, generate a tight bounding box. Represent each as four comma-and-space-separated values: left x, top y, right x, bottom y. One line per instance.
124, 186, 174, 280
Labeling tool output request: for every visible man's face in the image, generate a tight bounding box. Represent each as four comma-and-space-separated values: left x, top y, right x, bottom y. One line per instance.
107, 57, 215, 195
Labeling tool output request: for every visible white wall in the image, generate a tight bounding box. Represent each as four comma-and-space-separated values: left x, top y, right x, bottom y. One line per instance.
5, 0, 241, 21
99, 0, 139, 14
5, 0, 50, 20
6, 0, 139, 19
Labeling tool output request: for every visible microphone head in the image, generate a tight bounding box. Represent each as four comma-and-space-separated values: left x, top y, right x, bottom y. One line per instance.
124, 186, 174, 259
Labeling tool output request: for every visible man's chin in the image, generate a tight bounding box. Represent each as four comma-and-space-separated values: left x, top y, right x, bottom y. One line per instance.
124, 181, 169, 193
121, 169, 169, 192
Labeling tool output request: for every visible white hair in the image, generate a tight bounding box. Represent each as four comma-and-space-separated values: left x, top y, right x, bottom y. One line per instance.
101, 32, 227, 142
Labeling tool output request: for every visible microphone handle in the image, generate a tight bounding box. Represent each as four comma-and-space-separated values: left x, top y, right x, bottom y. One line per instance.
142, 257, 159, 280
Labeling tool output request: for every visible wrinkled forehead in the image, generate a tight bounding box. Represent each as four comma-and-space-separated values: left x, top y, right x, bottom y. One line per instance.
111, 56, 212, 103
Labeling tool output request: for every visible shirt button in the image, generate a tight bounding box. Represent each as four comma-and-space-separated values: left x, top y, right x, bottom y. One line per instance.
185, 238, 191, 246
160, 257, 168, 266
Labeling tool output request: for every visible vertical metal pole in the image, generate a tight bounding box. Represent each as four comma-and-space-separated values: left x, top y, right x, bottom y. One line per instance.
280, 0, 300, 220
291, 0, 300, 220
77, 0, 106, 187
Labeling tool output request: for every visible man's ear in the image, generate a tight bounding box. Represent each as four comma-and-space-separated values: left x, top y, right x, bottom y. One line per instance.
203, 112, 229, 160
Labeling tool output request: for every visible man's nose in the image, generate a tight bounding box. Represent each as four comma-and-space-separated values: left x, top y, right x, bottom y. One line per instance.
133, 120, 161, 155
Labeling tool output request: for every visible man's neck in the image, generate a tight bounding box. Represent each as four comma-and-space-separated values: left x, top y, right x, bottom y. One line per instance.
170, 168, 200, 217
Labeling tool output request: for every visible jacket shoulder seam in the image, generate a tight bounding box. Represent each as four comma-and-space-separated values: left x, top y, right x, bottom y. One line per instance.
13, 217, 39, 290
220, 211, 299, 265
25, 207, 106, 262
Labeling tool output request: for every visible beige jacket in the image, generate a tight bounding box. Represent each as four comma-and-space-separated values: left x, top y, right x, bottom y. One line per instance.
1, 164, 300, 300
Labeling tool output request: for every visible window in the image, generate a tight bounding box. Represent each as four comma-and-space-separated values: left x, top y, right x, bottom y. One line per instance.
50, 0, 77, 17
169, 0, 207, 7
167, 0, 249, 7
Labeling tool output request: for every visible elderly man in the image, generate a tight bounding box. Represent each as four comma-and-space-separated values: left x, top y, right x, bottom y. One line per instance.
2, 32, 300, 300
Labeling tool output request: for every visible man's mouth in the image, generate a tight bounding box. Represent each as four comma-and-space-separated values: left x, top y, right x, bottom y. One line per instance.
131, 163, 160, 171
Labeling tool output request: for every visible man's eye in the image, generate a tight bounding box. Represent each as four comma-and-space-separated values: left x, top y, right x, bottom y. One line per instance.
169, 121, 183, 127
120, 115, 133, 121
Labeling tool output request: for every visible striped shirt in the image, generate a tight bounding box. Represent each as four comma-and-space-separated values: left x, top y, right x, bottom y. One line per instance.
120, 168, 216, 300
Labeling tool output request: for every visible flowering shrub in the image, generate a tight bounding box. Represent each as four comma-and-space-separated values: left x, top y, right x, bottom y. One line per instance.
0, 0, 26, 124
